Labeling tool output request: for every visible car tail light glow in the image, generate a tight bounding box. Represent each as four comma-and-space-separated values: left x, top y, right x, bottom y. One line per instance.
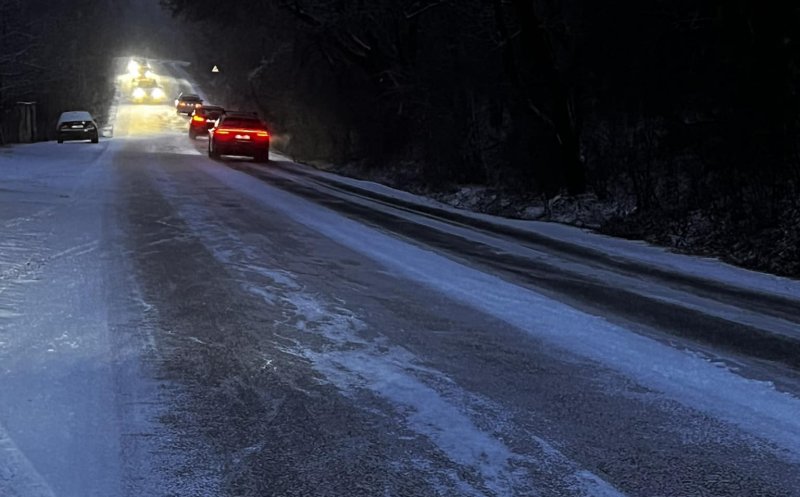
218, 128, 268, 134
192, 115, 205, 122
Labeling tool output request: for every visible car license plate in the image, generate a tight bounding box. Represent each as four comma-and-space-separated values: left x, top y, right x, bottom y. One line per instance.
235, 134, 250, 140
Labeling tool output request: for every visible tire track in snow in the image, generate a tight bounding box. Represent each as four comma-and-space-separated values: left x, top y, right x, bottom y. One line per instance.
149, 165, 625, 496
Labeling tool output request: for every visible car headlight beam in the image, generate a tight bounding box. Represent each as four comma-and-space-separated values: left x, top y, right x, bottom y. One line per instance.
127, 60, 140, 76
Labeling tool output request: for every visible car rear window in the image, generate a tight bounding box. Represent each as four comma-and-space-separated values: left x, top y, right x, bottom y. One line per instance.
57, 111, 94, 125
221, 118, 263, 128
181, 96, 201, 102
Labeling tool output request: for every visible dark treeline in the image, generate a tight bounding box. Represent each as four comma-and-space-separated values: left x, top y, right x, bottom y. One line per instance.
0, 0, 124, 141
0, 0, 176, 142
164, 0, 800, 275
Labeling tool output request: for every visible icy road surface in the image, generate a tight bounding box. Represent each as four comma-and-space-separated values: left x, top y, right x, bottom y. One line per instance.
1, 61, 800, 496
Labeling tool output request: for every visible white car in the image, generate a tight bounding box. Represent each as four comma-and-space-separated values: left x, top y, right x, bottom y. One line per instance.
56, 111, 99, 144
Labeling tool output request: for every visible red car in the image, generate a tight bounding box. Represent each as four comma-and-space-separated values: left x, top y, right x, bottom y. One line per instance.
189, 105, 225, 139
208, 113, 270, 163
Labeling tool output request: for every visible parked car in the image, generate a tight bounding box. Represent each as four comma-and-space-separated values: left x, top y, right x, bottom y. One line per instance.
175, 93, 203, 115
56, 111, 99, 144
208, 113, 270, 162
189, 105, 225, 139
131, 80, 166, 103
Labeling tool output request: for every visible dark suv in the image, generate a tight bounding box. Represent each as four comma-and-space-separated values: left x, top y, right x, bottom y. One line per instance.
175, 92, 203, 115
189, 105, 225, 139
208, 113, 270, 162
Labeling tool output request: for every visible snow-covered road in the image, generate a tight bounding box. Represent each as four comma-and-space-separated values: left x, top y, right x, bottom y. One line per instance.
1, 62, 799, 496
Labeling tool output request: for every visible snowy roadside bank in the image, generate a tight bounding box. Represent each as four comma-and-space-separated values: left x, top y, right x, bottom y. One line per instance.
243, 156, 800, 304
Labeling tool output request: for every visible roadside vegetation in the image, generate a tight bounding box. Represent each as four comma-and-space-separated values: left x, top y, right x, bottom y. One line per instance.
0, 1, 130, 142
164, 1, 800, 277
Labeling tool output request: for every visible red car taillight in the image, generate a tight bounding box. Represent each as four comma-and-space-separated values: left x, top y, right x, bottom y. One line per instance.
215, 128, 269, 137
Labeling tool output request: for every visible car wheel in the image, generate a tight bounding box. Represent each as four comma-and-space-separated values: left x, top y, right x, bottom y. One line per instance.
255, 152, 269, 164
91, 134, 99, 144
57, 138, 64, 144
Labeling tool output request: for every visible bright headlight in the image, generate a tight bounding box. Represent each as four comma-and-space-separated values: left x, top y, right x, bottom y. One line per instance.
151, 88, 165, 99
127, 60, 140, 76
132, 88, 146, 99
144, 70, 154, 79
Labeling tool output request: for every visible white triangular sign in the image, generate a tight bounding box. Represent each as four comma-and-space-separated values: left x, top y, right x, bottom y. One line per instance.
211, 65, 220, 73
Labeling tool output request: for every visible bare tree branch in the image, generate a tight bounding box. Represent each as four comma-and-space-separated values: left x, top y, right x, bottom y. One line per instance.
404, 1, 446, 20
